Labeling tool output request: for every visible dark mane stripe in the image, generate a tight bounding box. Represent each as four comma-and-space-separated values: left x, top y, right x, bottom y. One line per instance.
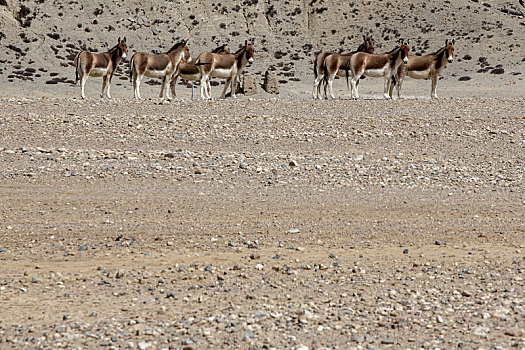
212, 44, 228, 53
107, 44, 119, 53
166, 41, 184, 54
385, 45, 400, 54
234, 45, 246, 56
432, 46, 446, 57
434, 46, 447, 70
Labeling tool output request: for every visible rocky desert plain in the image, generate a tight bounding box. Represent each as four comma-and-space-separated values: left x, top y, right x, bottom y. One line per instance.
1, 0, 525, 349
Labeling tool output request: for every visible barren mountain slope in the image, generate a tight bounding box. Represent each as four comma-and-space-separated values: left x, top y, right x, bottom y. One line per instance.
0, 0, 524, 97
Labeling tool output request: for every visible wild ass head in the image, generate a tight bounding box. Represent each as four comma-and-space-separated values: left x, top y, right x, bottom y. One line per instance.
398, 39, 410, 64
357, 35, 374, 54
167, 40, 192, 63
444, 39, 455, 63
116, 37, 128, 59
237, 40, 254, 64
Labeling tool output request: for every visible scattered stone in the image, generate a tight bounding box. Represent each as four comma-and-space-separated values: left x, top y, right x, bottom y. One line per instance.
262, 70, 279, 94
242, 74, 258, 96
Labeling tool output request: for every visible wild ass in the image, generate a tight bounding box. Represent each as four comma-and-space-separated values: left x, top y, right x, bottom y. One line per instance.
349, 40, 410, 99
129, 40, 191, 100
194, 41, 254, 99
322, 38, 375, 100
312, 36, 373, 99
389, 39, 455, 99
74, 37, 128, 99
170, 44, 230, 98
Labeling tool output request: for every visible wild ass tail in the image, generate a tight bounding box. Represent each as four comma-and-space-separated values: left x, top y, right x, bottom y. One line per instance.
74, 52, 81, 84
194, 62, 211, 66
313, 54, 318, 79
323, 60, 330, 85
129, 54, 136, 82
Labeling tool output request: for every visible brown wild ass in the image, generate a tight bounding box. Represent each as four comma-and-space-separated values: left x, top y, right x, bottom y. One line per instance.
170, 44, 230, 98
389, 39, 455, 99
129, 40, 191, 100
312, 36, 374, 99
74, 37, 128, 99
322, 38, 375, 100
349, 40, 410, 99
194, 41, 254, 99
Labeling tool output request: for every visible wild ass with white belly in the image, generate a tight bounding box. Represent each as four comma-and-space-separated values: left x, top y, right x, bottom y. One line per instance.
389, 39, 455, 99
312, 36, 374, 99
74, 37, 128, 99
322, 38, 375, 100
129, 40, 191, 100
170, 44, 230, 98
349, 40, 410, 99
194, 41, 254, 99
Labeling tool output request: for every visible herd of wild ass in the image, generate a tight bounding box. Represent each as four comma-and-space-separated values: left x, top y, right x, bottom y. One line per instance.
73, 36, 455, 100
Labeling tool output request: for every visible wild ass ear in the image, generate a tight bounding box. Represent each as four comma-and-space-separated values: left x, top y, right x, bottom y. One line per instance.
244, 40, 248, 46
445, 39, 448, 45
118, 37, 121, 42
123, 37, 127, 42
451, 39, 455, 45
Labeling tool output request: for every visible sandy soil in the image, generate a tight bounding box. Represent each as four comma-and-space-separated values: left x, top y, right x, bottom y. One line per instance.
0, 97, 524, 349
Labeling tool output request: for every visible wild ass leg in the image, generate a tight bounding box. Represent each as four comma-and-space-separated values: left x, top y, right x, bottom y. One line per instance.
199, 75, 209, 99
80, 73, 88, 99
206, 79, 212, 99
431, 74, 438, 99
312, 74, 324, 99
101, 75, 108, 98
350, 75, 360, 100
133, 74, 144, 100
326, 73, 337, 100
396, 69, 406, 99
220, 78, 231, 99
159, 75, 169, 99
231, 75, 238, 99
170, 76, 178, 98
383, 72, 392, 99
106, 73, 114, 99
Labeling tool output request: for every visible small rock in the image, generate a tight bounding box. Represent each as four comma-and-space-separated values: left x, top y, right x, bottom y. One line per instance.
78, 245, 88, 251
262, 70, 279, 94
403, 248, 409, 254
250, 252, 261, 260
435, 240, 442, 245
116, 269, 126, 279
242, 74, 258, 96
461, 290, 472, 297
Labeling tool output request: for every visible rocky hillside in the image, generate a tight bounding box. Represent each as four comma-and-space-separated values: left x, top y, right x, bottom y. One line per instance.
0, 0, 524, 97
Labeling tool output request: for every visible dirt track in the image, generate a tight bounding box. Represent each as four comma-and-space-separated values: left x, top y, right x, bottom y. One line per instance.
1, 97, 524, 349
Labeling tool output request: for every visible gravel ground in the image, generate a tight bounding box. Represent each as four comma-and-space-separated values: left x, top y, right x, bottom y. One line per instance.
0, 97, 524, 349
